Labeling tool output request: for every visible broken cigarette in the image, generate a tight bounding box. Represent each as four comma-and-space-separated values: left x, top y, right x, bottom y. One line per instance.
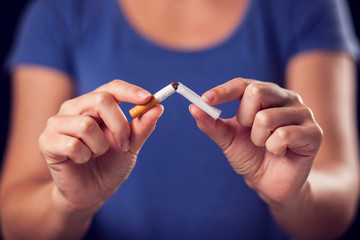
129, 83, 176, 118
176, 82, 222, 120
129, 82, 222, 120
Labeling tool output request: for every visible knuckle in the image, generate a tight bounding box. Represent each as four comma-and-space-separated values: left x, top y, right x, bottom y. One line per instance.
234, 77, 252, 85
233, 77, 243, 82
276, 128, 289, 141
66, 138, 82, 154
297, 106, 316, 125
229, 77, 242, 85
79, 117, 96, 134
255, 111, 272, 128
38, 134, 60, 162
287, 90, 303, 104
46, 116, 57, 127
94, 91, 113, 106
234, 78, 249, 89
38, 133, 48, 151
263, 81, 279, 89
246, 83, 264, 98
247, 83, 261, 97
59, 99, 72, 114
302, 106, 314, 120
313, 124, 324, 142
109, 79, 124, 88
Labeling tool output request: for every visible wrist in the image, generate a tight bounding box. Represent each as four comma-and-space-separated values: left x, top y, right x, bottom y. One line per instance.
51, 185, 100, 226
49, 185, 100, 239
263, 181, 312, 214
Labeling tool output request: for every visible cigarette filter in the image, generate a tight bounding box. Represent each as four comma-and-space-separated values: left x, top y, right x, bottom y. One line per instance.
129, 83, 176, 118
176, 82, 222, 120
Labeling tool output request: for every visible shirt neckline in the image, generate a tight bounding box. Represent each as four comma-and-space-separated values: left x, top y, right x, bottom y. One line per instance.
112, 0, 255, 57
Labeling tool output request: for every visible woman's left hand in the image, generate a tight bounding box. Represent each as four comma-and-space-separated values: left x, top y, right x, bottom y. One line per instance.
190, 78, 323, 205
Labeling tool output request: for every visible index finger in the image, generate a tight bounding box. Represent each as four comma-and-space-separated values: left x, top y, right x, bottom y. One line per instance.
95, 79, 152, 104
202, 78, 253, 105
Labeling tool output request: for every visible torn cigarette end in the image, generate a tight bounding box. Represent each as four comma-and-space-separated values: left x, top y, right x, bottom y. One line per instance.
129, 95, 159, 118
171, 82, 179, 90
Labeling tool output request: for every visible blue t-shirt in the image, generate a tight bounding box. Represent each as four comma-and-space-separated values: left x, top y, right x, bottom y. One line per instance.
7, 0, 359, 239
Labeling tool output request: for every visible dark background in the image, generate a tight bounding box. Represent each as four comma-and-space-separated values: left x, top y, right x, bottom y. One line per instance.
0, 0, 359, 239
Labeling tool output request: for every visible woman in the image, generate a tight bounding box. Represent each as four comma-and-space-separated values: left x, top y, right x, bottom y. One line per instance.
1, 0, 359, 239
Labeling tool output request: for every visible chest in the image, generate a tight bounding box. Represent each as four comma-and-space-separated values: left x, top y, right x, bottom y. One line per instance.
119, 0, 250, 50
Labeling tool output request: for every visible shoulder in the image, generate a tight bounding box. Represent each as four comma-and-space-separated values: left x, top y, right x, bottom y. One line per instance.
22, 0, 115, 42
254, 0, 344, 26
257, 0, 359, 62
22, 0, 77, 32
24, 0, 109, 27
253, 0, 349, 29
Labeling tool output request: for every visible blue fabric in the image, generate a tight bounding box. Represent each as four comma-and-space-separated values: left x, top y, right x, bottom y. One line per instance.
7, 0, 359, 239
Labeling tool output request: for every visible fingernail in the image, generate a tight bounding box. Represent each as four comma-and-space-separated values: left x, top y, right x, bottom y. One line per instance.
188, 105, 198, 120
188, 104, 194, 113
157, 105, 164, 119
137, 90, 152, 99
121, 139, 130, 152
202, 91, 215, 102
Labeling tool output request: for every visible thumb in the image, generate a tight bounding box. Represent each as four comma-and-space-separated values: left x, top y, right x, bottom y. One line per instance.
189, 104, 233, 151
129, 105, 164, 155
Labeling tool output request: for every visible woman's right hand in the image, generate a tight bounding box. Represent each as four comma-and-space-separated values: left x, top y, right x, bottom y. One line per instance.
38, 80, 163, 215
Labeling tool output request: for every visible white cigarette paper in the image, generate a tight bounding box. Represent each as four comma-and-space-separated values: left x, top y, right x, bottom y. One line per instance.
129, 83, 176, 118
176, 82, 222, 119
154, 83, 176, 102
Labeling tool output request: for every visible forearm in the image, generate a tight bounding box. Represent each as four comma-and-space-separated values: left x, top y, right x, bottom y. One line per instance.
267, 169, 359, 239
1, 181, 93, 240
